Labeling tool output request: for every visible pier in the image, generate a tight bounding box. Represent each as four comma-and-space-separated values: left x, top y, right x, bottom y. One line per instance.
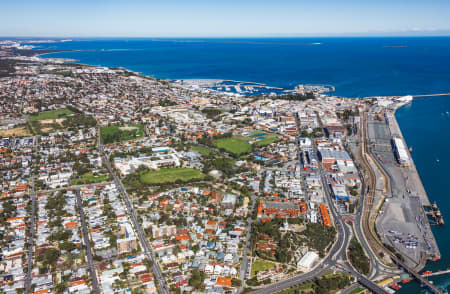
412, 93, 450, 98
422, 269, 450, 278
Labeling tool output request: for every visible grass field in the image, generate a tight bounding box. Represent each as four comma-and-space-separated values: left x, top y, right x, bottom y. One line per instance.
348, 288, 365, 294
31, 109, 74, 121
101, 124, 144, 144
254, 136, 279, 147
140, 168, 206, 185
213, 137, 252, 156
250, 260, 275, 277
191, 145, 212, 156
72, 173, 110, 185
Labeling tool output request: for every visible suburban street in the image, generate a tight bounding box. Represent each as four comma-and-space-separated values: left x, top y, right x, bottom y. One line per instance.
239, 194, 257, 284
99, 144, 170, 294
75, 189, 100, 294
25, 177, 36, 293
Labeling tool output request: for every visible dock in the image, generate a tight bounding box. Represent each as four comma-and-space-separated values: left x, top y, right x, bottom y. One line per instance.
426, 202, 445, 226
367, 103, 441, 270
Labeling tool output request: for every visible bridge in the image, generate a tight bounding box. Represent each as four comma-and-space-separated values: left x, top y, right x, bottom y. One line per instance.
391, 255, 443, 294
357, 274, 389, 294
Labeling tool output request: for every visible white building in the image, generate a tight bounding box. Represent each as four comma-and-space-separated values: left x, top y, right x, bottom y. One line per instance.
297, 251, 319, 270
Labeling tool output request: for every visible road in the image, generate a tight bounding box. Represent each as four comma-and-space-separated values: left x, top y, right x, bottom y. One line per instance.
99, 145, 170, 294
25, 177, 36, 293
75, 188, 100, 294
239, 194, 257, 285
25, 135, 39, 294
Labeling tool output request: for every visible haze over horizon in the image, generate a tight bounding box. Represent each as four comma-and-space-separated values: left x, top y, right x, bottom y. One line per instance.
1, 0, 450, 37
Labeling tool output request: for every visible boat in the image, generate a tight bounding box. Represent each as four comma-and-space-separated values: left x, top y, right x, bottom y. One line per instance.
390, 284, 402, 290
409, 146, 413, 152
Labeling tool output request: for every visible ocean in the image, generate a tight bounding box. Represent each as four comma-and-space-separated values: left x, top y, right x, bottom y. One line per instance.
33, 37, 450, 293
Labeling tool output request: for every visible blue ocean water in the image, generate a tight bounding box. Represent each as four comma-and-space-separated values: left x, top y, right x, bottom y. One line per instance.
33, 37, 450, 293
34, 37, 450, 97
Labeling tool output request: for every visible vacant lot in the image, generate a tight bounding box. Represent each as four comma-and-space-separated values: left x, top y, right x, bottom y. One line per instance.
213, 137, 251, 156
250, 260, 275, 277
101, 124, 144, 144
31, 109, 73, 121
0, 126, 32, 138
140, 168, 206, 185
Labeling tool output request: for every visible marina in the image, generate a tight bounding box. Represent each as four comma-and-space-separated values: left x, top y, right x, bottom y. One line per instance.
176, 79, 334, 96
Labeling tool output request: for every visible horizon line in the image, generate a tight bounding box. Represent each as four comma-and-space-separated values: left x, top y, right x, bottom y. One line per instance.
2, 32, 450, 39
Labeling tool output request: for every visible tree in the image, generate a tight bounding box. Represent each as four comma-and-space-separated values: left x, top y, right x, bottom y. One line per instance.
60, 241, 76, 252
192, 244, 200, 253
231, 278, 242, 287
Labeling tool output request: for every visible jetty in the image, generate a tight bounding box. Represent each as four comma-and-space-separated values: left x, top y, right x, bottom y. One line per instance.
412, 93, 450, 98
422, 269, 450, 278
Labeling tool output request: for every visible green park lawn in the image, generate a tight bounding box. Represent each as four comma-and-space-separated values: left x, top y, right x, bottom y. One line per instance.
31, 109, 74, 121
249, 131, 280, 147
101, 124, 144, 144
140, 168, 206, 185
250, 260, 275, 277
191, 145, 212, 156
213, 137, 252, 156
72, 173, 110, 185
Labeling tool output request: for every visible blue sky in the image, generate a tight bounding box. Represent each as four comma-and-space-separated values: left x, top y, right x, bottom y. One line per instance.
1, 0, 450, 37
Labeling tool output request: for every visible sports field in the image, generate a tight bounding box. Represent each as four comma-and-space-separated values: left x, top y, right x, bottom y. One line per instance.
213, 137, 251, 155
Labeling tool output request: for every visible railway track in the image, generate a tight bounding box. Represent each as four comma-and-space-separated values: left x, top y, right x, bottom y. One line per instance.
358, 112, 390, 263
359, 111, 443, 294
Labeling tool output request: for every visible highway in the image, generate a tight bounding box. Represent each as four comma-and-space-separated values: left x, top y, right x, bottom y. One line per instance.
99, 145, 170, 294
75, 188, 100, 294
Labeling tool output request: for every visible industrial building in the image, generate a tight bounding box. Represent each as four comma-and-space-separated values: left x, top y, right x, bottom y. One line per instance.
392, 137, 411, 166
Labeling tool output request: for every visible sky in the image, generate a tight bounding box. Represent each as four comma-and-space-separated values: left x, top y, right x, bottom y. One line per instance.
1, 0, 450, 37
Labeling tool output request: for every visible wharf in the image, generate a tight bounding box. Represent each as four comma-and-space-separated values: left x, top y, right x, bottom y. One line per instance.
370, 102, 440, 269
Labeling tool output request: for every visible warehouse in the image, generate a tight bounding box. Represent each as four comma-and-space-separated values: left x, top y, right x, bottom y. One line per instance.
392, 137, 410, 166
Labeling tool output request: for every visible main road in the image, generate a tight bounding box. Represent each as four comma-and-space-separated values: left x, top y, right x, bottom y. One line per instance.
99, 144, 170, 294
